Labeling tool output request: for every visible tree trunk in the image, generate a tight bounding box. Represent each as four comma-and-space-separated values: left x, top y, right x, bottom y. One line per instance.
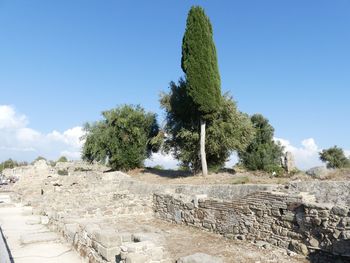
200, 118, 208, 176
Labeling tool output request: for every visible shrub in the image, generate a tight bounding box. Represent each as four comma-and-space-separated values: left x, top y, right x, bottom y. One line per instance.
0, 159, 19, 172
57, 156, 68, 163
82, 105, 161, 171
57, 169, 68, 176
238, 114, 284, 172
74, 167, 92, 172
319, 146, 350, 169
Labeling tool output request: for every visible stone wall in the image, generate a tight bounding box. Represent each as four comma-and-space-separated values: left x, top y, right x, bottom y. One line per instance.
288, 181, 350, 206
153, 191, 350, 258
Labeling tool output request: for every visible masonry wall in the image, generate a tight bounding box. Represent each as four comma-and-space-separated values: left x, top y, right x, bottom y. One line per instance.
153, 191, 350, 257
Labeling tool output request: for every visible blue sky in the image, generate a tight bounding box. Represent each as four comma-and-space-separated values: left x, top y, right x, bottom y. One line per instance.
0, 1, 349, 168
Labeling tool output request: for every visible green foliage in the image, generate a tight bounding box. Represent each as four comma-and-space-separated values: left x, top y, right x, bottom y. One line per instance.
319, 146, 350, 169
32, 156, 46, 164
181, 6, 221, 118
82, 105, 161, 171
57, 156, 68, 163
238, 114, 284, 172
0, 159, 18, 172
160, 79, 254, 173
151, 165, 164, 170
57, 169, 68, 176
74, 167, 92, 172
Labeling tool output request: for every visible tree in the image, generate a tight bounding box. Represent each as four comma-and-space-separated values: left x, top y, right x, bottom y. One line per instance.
181, 6, 222, 175
57, 156, 68, 163
319, 146, 350, 169
238, 114, 284, 172
82, 105, 161, 171
160, 79, 254, 173
0, 159, 18, 173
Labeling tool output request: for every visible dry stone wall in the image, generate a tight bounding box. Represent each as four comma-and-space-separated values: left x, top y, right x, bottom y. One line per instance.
153, 191, 350, 259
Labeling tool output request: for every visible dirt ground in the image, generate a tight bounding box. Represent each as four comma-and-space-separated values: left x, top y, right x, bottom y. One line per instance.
128, 167, 350, 186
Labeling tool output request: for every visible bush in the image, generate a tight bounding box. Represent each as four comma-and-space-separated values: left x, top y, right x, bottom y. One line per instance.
31, 156, 46, 165
319, 146, 350, 169
238, 114, 284, 172
74, 167, 92, 172
57, 156, 68, 163
57, 169, 68, 176
82, 105, 162, 171
0, 159, 19, 172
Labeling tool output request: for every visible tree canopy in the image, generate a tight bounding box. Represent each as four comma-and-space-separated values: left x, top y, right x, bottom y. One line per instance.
320, 146, 350, 169
160, 79, 254, 172
181, 6, 221, 118
238, 114, 284, 172
82, 105, 161, 171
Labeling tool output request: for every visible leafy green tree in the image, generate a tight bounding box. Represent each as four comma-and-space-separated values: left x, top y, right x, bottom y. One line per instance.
319, 146, 350, 169
82, 105, 161, 171
0, 159, 18, 172
181, 6, 222, 175
238, 114, 284, 172
57, 156, 68, 163
32, 156, 46, 164
161, 79, 254, 173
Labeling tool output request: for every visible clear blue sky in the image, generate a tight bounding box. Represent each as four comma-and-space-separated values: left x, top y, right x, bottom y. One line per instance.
1, 0, 349, 151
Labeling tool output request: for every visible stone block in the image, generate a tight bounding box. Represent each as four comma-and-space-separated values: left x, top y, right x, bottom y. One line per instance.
98, 244, 121, 262
124, 241, 155, 253
94, 229, 121, 248
193, 195, 207, 208
126, 252, 150, 263
176, 253, 223, 263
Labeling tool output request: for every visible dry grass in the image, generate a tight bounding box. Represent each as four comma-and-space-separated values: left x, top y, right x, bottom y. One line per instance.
127, 167, 350, 186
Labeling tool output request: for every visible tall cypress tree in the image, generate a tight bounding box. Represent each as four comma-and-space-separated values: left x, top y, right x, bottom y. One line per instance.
181, 6, 221, 175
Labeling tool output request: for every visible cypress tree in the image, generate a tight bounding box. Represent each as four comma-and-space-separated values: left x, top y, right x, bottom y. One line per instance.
181, 6, 221, 175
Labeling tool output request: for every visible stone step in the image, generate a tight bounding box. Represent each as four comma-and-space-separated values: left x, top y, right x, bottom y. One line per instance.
20, 231, 59, 245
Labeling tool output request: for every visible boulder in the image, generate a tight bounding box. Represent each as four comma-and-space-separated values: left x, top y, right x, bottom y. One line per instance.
306, 166, 332, 179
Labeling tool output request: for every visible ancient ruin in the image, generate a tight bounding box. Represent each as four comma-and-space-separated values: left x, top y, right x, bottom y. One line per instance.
0, 161, 350, 262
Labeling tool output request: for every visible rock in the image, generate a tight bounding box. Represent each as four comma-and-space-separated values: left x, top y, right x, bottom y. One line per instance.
176, 253, 224, 263
255, 240, 271, 249
126, 252, 150, 263
331, 205, 349, 216
306, 166, 332, 179
308, 237, 319, 248
282, 152, 296, 173
289, 240, 308, 255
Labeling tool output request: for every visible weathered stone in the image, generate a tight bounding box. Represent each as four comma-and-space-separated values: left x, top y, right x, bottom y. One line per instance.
126, 252, 150, 263
176, 253, 223, 263
282, 152, 296, 173
94, 229, 121, 248
332, 206, 348, 216
308, 237, 319, 248
289, 240, 308, 255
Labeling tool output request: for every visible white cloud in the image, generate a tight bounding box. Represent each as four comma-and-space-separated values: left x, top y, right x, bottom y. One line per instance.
0, 105, 27, 129
345, 150, 350, 158
0, 105, 84, 162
